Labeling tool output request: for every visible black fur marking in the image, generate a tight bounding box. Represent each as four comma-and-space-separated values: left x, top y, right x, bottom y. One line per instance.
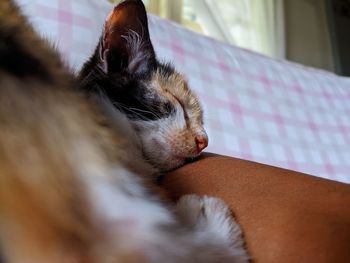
0, 32, 51, 82
79, 58, 175, 121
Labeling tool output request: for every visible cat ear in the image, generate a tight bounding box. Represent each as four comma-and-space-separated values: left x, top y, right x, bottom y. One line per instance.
99, 0, 156, 75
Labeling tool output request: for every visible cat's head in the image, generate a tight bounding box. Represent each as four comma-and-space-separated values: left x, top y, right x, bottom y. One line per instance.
79, 0, 208, 172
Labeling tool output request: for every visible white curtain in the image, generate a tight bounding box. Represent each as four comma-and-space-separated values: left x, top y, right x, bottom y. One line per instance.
189, 0, 286, 59
251, 0, 285, 59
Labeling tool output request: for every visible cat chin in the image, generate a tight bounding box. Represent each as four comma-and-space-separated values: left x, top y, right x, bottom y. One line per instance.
159, 153, 202, 172
145, 151, 201, 173
166, 157, 187, 170
157, 161, 185, 173
140, 150, 182, 172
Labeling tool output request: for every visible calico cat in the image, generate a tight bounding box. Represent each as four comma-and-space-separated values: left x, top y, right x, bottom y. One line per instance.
0, 0, 248, 262
78, 0, 208, 174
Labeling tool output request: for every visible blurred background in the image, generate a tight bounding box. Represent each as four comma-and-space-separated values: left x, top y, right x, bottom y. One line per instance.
110, 0, 350, 77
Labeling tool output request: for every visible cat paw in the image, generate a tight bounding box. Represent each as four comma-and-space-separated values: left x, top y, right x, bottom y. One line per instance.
175, 194, 249, 262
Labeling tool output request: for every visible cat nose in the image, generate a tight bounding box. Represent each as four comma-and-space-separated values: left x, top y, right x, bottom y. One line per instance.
195, 135, 208, 154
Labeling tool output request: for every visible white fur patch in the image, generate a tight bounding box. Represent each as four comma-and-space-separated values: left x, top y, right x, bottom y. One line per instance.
175, 195, 250, 262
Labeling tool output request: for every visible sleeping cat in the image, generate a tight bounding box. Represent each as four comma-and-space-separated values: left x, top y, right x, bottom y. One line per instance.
78, 0, 208, 174
0, 0, 248, 262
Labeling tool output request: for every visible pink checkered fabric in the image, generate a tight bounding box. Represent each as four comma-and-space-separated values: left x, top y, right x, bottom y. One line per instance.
16, 0, 350, 183
16, 0, 111, 71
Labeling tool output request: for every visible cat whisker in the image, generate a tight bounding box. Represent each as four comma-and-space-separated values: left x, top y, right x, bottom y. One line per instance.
134, 99, 163, 119
129, 107, 161, 119
111, 99, 163, 121
112, 102, 152, 121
